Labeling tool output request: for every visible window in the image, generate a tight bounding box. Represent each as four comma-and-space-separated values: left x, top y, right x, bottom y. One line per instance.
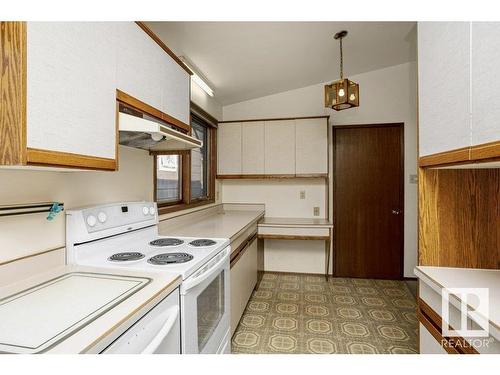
156, 155, 182, 204
154, 104, 217, 214
191, 116, 209, 200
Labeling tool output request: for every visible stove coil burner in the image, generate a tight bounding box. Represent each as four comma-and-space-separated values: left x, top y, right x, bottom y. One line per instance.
108, 252, 145, 262
189, 239, 217, 247
149, 238, 184, 247
148, 252, 194, 265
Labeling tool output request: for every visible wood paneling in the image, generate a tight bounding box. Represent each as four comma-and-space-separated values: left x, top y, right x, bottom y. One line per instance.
419, 168, 500, 269
134, 22, 193, 76
116, 89, 190, 133
334, 124, 404, 279
26, 148, 116, 170
0, 21, 26, 165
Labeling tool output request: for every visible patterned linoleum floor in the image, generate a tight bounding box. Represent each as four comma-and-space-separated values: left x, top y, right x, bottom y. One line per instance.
231, 273, 418, 354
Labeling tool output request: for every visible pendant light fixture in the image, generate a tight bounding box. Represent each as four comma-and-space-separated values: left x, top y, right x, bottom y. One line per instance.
324, 30, 359, 111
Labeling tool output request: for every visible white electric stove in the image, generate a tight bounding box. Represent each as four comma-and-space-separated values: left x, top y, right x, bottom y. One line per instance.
66, 201, 231, 354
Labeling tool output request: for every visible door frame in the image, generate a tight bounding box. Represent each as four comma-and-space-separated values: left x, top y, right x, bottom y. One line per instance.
332, 122, 405, 279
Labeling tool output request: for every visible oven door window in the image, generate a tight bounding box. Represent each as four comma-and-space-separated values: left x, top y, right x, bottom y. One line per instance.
197, 270, 225, 352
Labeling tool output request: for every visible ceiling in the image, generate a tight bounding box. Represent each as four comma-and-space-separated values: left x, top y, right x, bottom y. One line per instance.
146, 22, 417, 106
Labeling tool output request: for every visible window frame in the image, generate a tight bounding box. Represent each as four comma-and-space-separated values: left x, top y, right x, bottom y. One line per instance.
154, 103, 217, 215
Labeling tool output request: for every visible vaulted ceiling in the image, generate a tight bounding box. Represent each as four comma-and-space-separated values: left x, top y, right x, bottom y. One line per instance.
146, 22, 417, 105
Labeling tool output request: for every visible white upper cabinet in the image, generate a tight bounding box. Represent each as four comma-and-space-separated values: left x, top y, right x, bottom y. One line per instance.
264, 120, 296, 175
471, 22, 500, 146
116, 23, 190, 124
418, 22, 471, 157
27, 22, 117, 159
241, 121, 265, 174
218, 122, 242, 174
295, 118, 328, 174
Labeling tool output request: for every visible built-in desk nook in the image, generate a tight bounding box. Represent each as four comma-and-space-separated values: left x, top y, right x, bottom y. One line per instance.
257, 217, 333, 279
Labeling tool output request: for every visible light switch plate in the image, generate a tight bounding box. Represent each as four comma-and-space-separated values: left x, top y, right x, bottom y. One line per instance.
409, 174, 418, 184
300, 191, 306, 199
313, 207, 320, 216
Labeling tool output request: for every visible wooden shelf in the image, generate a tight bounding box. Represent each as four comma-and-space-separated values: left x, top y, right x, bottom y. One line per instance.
419, 140, 500, 168
217, 174, 328, 180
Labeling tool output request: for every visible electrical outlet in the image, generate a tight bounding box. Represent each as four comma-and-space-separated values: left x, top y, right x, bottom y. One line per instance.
313, 207, 320, 216
300, 190, 306, 199
409, 174, 418, 184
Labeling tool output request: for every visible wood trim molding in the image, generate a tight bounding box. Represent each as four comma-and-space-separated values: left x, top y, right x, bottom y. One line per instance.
219, 115, 330, 124
418, 298, 479, 354
0, 21, 27, 165
217, 174, 328, 180
191, 101, 218, 128
470, 140, 500, 161
26, 148, 117, 170
134, 22, 193, 76
419, 140, 500, 168
117, 89, 191, 133
258, 234, 330, 241
419, 147, 470, 167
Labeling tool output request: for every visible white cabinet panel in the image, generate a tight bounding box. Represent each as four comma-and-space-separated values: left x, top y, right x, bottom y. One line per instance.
471, 22, 500, 146
419, 323, 447, 354
26, 22, 117, 159
218, 123, 242, 174
116, 23, 163, 111
264, 120, 296, 174
116, 23, 190, 124
242, 121, 265, 174
418, 22, 471, 156
295, 118, 328, 174
230, 237, 258, 336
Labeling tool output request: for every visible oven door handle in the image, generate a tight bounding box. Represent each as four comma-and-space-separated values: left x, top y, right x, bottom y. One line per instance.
141, 306, 179, 354
181, 248, 229, 293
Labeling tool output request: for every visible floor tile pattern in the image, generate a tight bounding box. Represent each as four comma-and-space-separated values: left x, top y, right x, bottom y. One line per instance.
231, 273, 418, 354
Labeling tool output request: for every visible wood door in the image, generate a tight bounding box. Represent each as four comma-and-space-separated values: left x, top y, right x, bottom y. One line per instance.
333, 124, 404, 279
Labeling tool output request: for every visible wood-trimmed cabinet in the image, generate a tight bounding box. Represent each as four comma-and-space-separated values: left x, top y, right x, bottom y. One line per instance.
0, 22, 191, 171
217, 117, 328, 178
418, 22, 500, 167
230, 228, 258, 335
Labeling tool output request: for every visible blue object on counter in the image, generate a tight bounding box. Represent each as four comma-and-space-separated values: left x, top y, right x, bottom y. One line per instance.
47, 202, 64, 221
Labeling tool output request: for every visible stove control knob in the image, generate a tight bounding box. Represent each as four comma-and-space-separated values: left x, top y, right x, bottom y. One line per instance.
142, 206, 149, 215
97, 212, 107, 223
149, 206, 156, 215
86, 215, 97, 227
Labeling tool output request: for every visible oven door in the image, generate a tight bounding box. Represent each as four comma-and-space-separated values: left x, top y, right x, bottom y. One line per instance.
180, 247, 230, 354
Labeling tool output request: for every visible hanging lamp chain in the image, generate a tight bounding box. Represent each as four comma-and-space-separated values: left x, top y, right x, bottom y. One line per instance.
339, 36, 344, 80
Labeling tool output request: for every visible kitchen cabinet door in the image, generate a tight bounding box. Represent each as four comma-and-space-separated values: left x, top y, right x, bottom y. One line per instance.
26, 22, 117, 160
471, 22, 500, 146
241, 121, 265, 174
230, 237, 258, 336
419, 323, 447, 354
418, 22, 471, 156
295, 118, 328, 174
217, 122, 242, 175
116, 23, 163, 112
264, 120, 296, 174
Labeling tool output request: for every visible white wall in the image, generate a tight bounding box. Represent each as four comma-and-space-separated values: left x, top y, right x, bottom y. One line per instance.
0, 147, 153, 265
191, 81, 223, 121
223, 62, 418, 277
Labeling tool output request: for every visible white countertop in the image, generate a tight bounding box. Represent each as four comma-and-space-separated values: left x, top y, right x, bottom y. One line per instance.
159, 209, 264, 241
0, 265, 181, 354
415, 266, 500, 339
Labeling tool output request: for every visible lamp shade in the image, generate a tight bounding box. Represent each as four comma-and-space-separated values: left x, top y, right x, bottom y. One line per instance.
324, 78, 359, 111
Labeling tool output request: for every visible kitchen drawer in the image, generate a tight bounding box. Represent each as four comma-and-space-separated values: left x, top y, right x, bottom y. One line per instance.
258, 226, 330, 238
419, 322, 448, 354
230, 224, 258, 260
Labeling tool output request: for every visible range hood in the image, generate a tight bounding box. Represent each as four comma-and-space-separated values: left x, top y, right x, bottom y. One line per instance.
119, 112, 202, 151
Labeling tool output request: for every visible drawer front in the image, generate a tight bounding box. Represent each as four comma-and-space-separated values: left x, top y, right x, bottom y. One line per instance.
230, 224, 258, 259
419, 322, 448, 354
258, 226, 330, 238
